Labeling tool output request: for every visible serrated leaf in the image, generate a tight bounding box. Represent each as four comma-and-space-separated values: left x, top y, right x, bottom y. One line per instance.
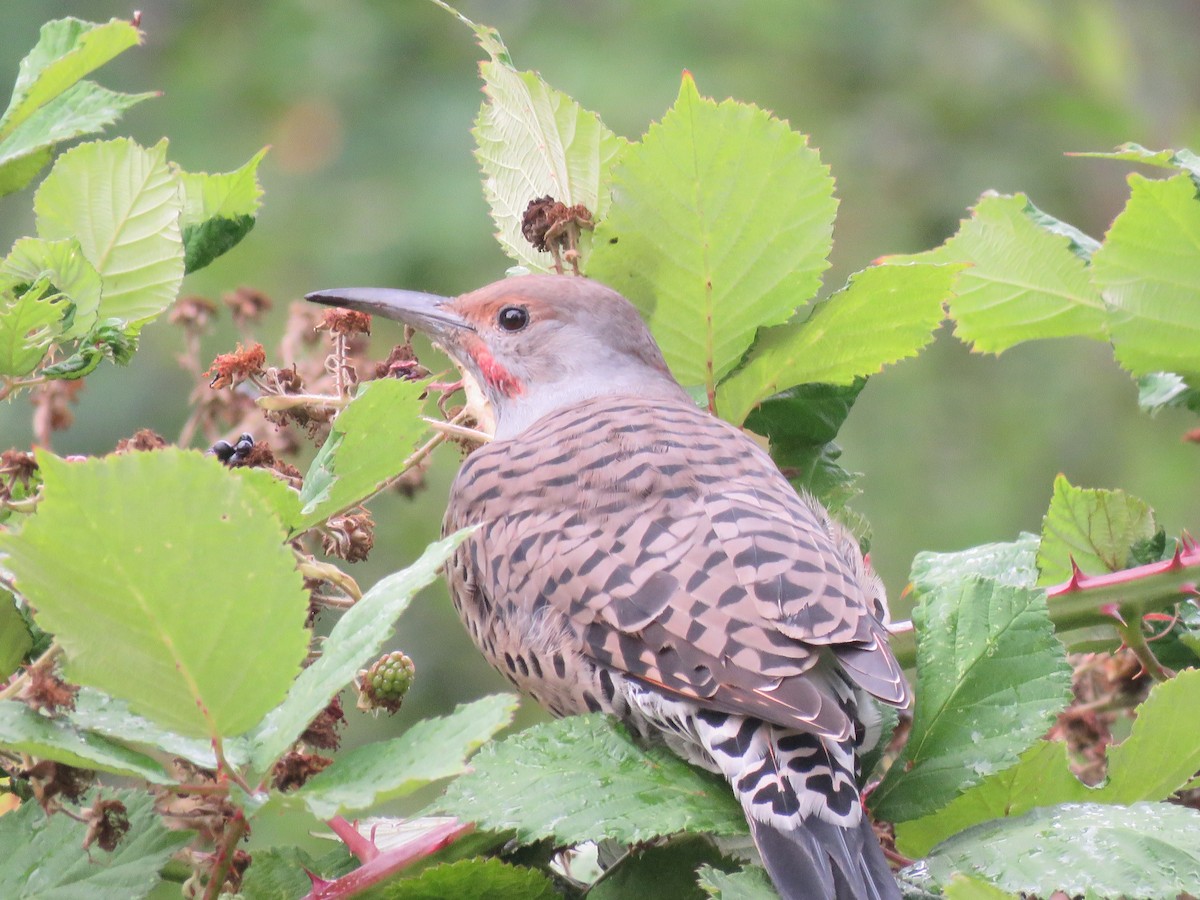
0, 84, 156, 200
717, 264, 954, 425
896, 668, 1200, 856
942, 874, 1019, 899
909, 534, 1040, 596
1071, 143, 1200, 180
0, 278, 65, 376
1, 237, 102, 339
239, 847, 323, 900
0, 450, 309, 739
231, 467, 303, 532
247, 531, 469, 774
0, 590, 32, 679
1036, 474, 1156, 583
296, 378, 429, 533
916, 193, 1108, 352
1136, 371, 1196, 413
470, 19, 623, 272
0, 699, 170, 783
67, 688, 251, 770
34, 138, 184, 325
298, 694, 517, 818
587, 73, 837, 391
177, 147, 267, 273
697, 863, 778, 900
869, 579, 1072, 822
923, 802, 1200, 897
1092, 172, 1200, 379
374, 858, 558, 900
589, 835, 730, 900
0, 788, 192, 899
436, 712, 747, 846
0, 17, 141, 140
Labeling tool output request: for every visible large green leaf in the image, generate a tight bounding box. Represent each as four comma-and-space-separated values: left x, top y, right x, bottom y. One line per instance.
894, 665, 1200, 856
467, 13, 623, 272
587, 73, 837, 391
437, 713, 747, 845
942, 875, 1019, 899
1035, 474, 1156, 583
0, 278, 65, 377
869, 579, 1072, 822
589, 836, 731, 900
717, 264, 954, 425
1092, 172, 1200, 379
922, 802, 1200, 897
296, 694, 517, 818
0, 590, 32, 680
177, 147, 268, 273
0, 788, 192, 899
909, 193, 1108, 352
697, 864, 778, 900
0, 17, 141, 140
34, 138, 184, 325
1072, 143, 1200, 180
374, 858, 559, 900
296, 377, 430, 533
0, 450, 309, 739
1, 237, 103, 340
0, 699, 170, 783
909, 534, 1040, 596
247, 531, 469, 774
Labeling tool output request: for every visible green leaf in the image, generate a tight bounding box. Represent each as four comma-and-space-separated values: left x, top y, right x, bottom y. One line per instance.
1036, 474, 1156, 583
232, 466, 303, 532
1136, 371, 1198, 414
0, 788, 192, 899
922, 802, 1200, 897
896, 668, 1200, 856
0, 699, 170, 783
177, 147, 267, 273
0, 450, 309, 739
909, 534, 1041, 596
743, 380, 866, 526
1092, 172, 1200, 379
1071, 142, 1200, 180
38, 318, 141, 381
1, 237, 103, 339
869, 579, 1072, 822
67, 688, 251, 770
239, 847, 323, 900
247, 531, 470, 774
34, 138, 184, 325
470, 18, 624, 272
915, 193, 1108, 352
437, 713, 747, 845
0, 590, 32, 680
296, 378, 430, 533
0, 17, 142, 140
587, 73, 837, 390
0, 84, 156, 200
373, 858, 559, 900
942, 874, 1019, 900
589, 835, 730, 900
717, 264, 955, 425
697, 863, 778, 900
297, 694, 517, 818
0, 278, 65, 377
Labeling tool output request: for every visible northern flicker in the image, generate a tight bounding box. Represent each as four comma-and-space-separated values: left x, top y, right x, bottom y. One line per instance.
307, 274, 910, 900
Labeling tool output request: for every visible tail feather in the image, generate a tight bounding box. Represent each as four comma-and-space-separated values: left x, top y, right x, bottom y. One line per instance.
750, 814, 900, 900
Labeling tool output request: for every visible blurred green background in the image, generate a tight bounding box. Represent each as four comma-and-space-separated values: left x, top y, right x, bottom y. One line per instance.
2, 0, 1198, 840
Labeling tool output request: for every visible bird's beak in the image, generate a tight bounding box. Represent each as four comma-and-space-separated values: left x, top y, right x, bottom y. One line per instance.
305, 287, 473, 339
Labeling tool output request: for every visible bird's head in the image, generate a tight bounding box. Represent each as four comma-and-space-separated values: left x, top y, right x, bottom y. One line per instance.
307, 274, 688, 438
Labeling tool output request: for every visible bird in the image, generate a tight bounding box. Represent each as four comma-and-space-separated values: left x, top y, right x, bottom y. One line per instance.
307, 274, 910, 900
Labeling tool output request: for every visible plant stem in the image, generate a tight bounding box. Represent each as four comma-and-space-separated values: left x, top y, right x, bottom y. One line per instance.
202, 809, 247, 900
0, 640, 62, 701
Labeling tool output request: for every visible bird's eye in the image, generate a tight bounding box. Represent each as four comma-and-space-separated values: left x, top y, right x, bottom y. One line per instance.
497, 305, 529, 332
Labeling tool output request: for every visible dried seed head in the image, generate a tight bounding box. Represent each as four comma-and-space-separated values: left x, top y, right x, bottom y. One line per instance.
322, 510, 375, 563
521, 195, 561, 252
113, 429, 168, 455
316, 308, 372, 337
223, 287, 272, 324
206, 343, 266, 389
21, 665, 79, 714
21, 760, 93, 810
271, 749, 333, 792
83, 797, 131, 853
300, 696, 346, 751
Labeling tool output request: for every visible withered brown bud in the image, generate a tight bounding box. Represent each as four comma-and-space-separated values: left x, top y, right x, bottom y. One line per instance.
522, 195, 562, 252
169, 295, 219, 333
321, 510, 375, 563
21, 666, 80, 714
21, 760, 93, 810
0, 449, 38, 502
83, 797, 131, 853
223, 287, 272, 323
113, 429, 168, 455
300, 696, 346, 750
375, 343, 430, 382
271, 749, 333, 792
205, 343, 267, 390
317, 309, 372, 337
